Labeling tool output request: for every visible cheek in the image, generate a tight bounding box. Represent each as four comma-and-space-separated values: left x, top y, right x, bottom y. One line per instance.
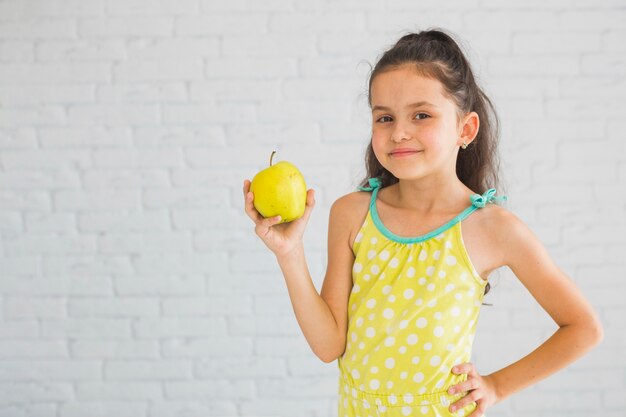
371, 135, 387, 160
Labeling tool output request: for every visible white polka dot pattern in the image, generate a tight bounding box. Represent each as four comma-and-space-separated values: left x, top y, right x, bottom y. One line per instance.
338, 207, 487, 417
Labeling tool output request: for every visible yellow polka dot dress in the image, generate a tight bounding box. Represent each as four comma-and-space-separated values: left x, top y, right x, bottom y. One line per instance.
337, 177, 507, 417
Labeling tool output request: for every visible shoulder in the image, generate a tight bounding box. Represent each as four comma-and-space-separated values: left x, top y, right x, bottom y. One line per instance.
477, 203, 538, 267
464, 201, 521, 270
331, 189, 370, 212
485, 204, 529, 243
475, 202, 515, 230
329, 190, 372, 248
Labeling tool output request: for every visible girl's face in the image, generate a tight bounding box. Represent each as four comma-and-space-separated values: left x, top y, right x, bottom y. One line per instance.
370, 65, 473, 181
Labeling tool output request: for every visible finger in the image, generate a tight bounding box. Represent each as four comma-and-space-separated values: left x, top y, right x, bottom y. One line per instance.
243, 179, 253, 200
465, 400, 487, 417
463, 377, 480, 392
244, 191, 263, 223
255, 214, 282, 236
448, 377, 479, 395
450, 390, 481, 413
452, 362, 476, 377
299, 189, 316, 222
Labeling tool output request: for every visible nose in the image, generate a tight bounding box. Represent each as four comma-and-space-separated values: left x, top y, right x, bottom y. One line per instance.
390, 120, 412, 142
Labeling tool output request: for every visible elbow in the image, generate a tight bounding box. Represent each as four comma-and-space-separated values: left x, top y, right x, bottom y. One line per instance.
590, 318, 604, 347
561, 315, 604, 351
317, 341, 346, 364
576, 315, 604, 349
586, 308, 605, 348
319, 353, 339, 364
317, 347, 343, 364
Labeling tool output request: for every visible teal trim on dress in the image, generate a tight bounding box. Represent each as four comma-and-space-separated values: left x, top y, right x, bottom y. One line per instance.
357, 177, 508, 244
357, 177, 382, 192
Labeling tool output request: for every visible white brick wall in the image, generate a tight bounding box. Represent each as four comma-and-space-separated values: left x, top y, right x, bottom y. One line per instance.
0, 0, 624, 416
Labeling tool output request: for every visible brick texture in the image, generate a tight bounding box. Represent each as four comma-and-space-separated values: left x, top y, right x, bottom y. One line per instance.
0, 0, 624, 416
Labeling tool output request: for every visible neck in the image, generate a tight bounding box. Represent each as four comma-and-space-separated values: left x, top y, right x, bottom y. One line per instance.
393, 174, 471, 213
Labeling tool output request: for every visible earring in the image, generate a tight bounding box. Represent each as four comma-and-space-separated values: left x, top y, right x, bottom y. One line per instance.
461, 142, 468, 149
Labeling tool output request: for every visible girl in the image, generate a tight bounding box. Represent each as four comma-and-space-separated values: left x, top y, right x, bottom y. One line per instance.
243, 28, 603, 417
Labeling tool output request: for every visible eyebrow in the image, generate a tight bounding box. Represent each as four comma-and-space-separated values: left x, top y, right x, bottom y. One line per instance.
371, 101, 438, 112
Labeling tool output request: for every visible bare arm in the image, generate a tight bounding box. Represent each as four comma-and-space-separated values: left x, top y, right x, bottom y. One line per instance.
243, 179, 354, 363
276, 196, 355, 362
488, 211, 604, 402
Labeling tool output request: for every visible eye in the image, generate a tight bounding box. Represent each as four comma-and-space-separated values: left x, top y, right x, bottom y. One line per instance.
375, 113, 430, 123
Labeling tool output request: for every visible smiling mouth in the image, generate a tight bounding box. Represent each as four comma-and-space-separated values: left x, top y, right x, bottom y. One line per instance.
390, 150, 422, 156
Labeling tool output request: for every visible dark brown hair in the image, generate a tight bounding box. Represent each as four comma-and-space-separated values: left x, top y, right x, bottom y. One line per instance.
359, 28, 507, 296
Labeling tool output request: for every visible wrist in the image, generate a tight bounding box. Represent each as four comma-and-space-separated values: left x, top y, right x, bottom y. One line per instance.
486, 372, 507, 404
275, 242, 304, 263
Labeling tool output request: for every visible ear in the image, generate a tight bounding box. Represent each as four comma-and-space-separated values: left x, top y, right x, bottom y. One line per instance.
459, 111, 479, 145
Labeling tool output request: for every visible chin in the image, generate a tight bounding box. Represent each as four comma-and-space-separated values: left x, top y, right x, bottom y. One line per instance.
383, 169, 424, 181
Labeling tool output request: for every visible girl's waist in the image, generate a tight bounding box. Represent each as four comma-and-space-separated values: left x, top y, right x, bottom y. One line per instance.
340, 335, 474, 374
338, 369, 466, 407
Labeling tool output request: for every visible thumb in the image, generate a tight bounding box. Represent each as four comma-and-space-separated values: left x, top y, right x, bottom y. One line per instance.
300, 189, 315, 221
307, 188, 315, 206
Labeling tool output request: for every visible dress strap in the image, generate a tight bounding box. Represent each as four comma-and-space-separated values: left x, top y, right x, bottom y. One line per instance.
358, 177, 382, 210
354, 180, 508, 243
451, 188, 507, 226
357, 177, 382, 192
357, 179, 507, 207
470, 188, 508, 208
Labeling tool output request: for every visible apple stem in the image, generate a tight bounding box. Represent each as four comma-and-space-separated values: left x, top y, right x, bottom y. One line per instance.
270, 150, 276, 166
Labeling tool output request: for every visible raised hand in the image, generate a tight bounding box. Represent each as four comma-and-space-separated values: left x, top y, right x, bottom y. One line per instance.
243, 179, 316, 257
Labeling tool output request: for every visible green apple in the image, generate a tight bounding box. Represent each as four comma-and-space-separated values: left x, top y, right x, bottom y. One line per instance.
250, 151, 307, 224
